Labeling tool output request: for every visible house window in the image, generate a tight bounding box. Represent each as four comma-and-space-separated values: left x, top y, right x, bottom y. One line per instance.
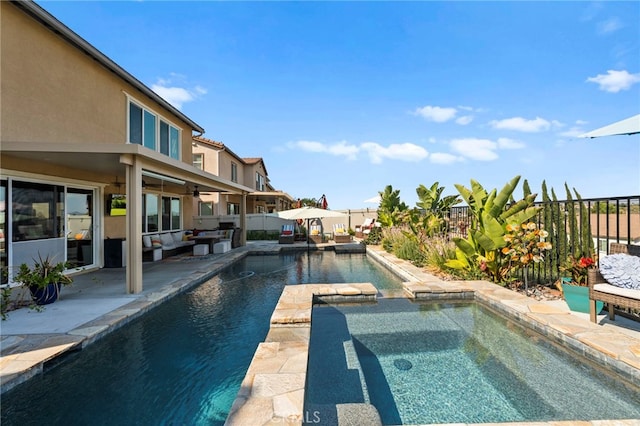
12, 181, 64, 241
143, 111, 156, 150
255, 172, 265, 191
227, 203, 240, 215
231, 163, 238, 182
162, 196, 181, 231
199, 201, 213, 215
128, 100, 180, 160
143, 194, 159, 233
256, 205, 265, 213
193, 153, 204, 170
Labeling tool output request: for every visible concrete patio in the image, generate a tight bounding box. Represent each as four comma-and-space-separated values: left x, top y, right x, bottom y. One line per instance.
1, 240, 639, 425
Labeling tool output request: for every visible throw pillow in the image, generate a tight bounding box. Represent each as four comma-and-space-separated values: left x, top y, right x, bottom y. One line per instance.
599, 253, 640, 290
143, 235, 152, 248
151, 236, 162, 248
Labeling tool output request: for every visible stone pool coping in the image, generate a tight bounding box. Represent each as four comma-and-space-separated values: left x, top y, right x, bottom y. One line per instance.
224, 247, 640, 426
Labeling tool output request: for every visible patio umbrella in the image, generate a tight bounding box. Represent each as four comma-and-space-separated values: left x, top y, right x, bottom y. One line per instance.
274, 206, 346, 250
318, 194, 328, 209
363, 195, 381, 204
580, 114, 640, 138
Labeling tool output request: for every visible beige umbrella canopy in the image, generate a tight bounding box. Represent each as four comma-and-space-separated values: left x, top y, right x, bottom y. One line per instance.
275, 207, 346, 249
275, 206, 346, 221
580, 114, 640, 138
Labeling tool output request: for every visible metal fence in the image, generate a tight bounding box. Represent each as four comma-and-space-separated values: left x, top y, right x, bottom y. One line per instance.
447, 195, 640, 285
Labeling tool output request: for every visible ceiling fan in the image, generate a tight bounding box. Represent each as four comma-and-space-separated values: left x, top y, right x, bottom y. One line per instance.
185, 185, 213, 197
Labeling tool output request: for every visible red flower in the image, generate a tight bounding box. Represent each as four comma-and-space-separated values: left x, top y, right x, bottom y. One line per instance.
578, 257, 595, 268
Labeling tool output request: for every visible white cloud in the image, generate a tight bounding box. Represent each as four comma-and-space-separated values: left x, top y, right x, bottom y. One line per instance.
586, 70, 640, 93
450, 138, 498, 161
489, 116, 551, 132
597, 17, 623, 34
290, 140, 427, 164
151, 75, 207, 109
456, 115, 474, 125
295, 140, 328, 153
497, 138, 525, 149
414, 105, 457, 122
361, 142, 428, 164
294, 140, 359, 160
326, 141, 360, 159
430, 152, 463, 164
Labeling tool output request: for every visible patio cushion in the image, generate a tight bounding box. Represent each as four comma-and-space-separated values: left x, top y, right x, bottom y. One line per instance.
599, 253, 640, 290
171, 231, 183, 244
160, 233, 176, 250
150, 235, 162, 248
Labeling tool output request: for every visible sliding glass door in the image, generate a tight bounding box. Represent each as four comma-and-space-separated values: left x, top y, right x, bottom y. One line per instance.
66, 188, 94, 267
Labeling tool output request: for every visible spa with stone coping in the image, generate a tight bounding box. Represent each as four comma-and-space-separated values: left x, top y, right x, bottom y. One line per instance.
224, 248, 640, 426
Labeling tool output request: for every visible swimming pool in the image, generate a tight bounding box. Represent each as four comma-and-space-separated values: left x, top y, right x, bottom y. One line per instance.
305, 298, 640, 425
0, 252, 403, 425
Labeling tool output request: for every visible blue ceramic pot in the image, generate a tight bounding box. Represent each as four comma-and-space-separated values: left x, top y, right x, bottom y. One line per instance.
562, 283, 603, 314
29, 283, 61, 305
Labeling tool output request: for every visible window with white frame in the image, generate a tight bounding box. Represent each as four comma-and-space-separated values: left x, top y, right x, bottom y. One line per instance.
199, 201, 213, 215
255, 172, 265, 191
142, 194, 182, 232
193, 153, 204, 170
231, 163, 238, 183
227, 203, 240, 215
128, 99, 180, 160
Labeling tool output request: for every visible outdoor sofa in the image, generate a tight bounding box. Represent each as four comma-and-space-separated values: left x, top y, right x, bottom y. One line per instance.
588, 242, 640, 323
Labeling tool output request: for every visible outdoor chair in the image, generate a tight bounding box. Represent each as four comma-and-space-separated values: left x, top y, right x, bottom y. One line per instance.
278, 224, 295, 244
308, 224, 323, 244
355, 218, 375, 238
333, 223, 352, 243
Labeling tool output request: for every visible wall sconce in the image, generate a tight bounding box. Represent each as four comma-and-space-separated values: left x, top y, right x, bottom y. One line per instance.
193, 186, 200, 197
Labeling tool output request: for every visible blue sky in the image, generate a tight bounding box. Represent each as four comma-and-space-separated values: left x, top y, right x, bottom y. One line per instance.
38, 1, 639, 210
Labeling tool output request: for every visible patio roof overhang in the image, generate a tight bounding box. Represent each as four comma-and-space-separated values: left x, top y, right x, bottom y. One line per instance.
0, 141, 254, 195
2, 141, 254, 295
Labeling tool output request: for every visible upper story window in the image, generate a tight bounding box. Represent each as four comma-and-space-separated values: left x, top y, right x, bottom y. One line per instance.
231, 163, 238, 183
193, 153, 204, 170
128, 99, 180, 160
255, 172, 265, 191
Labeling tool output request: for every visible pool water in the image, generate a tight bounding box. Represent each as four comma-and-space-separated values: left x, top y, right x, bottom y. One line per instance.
0, 252, 403, 425
305, 298, 640, 425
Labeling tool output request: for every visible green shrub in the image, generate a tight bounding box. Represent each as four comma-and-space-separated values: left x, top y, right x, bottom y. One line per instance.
246, 230, 280, 241
394, 236, 426, 266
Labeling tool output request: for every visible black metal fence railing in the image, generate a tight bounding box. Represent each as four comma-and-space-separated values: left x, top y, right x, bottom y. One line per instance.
446, 195, 640, 286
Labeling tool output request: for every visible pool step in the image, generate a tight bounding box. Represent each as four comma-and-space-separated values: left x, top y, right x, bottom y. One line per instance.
343, 339, 370, 404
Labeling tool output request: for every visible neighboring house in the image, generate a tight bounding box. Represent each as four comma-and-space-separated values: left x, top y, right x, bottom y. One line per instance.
192, 136, 294, 215
0, 1, 254, 293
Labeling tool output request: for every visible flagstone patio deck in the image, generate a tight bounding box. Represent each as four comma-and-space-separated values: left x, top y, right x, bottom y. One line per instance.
1, 240, 639, 425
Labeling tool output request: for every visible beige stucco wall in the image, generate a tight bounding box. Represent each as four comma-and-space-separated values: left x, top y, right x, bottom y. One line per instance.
1, 2, 194, 162
2, 2, 199, 237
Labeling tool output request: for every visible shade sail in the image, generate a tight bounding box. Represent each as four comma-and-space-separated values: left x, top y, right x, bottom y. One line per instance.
274, 206, 346, 220
363, 195, 381, 204
580, 114, 640, 138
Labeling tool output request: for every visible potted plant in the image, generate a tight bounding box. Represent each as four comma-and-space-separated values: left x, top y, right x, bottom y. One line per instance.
13, 254, 73, 305
559, 255, 602, 313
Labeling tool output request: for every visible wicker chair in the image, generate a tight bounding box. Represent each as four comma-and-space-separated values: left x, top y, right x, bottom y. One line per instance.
333, 223, 352, 244
588, 243, 640, 323
308, 224, 323, 244
355, 218, 375, 238
278, 224, 295, 244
